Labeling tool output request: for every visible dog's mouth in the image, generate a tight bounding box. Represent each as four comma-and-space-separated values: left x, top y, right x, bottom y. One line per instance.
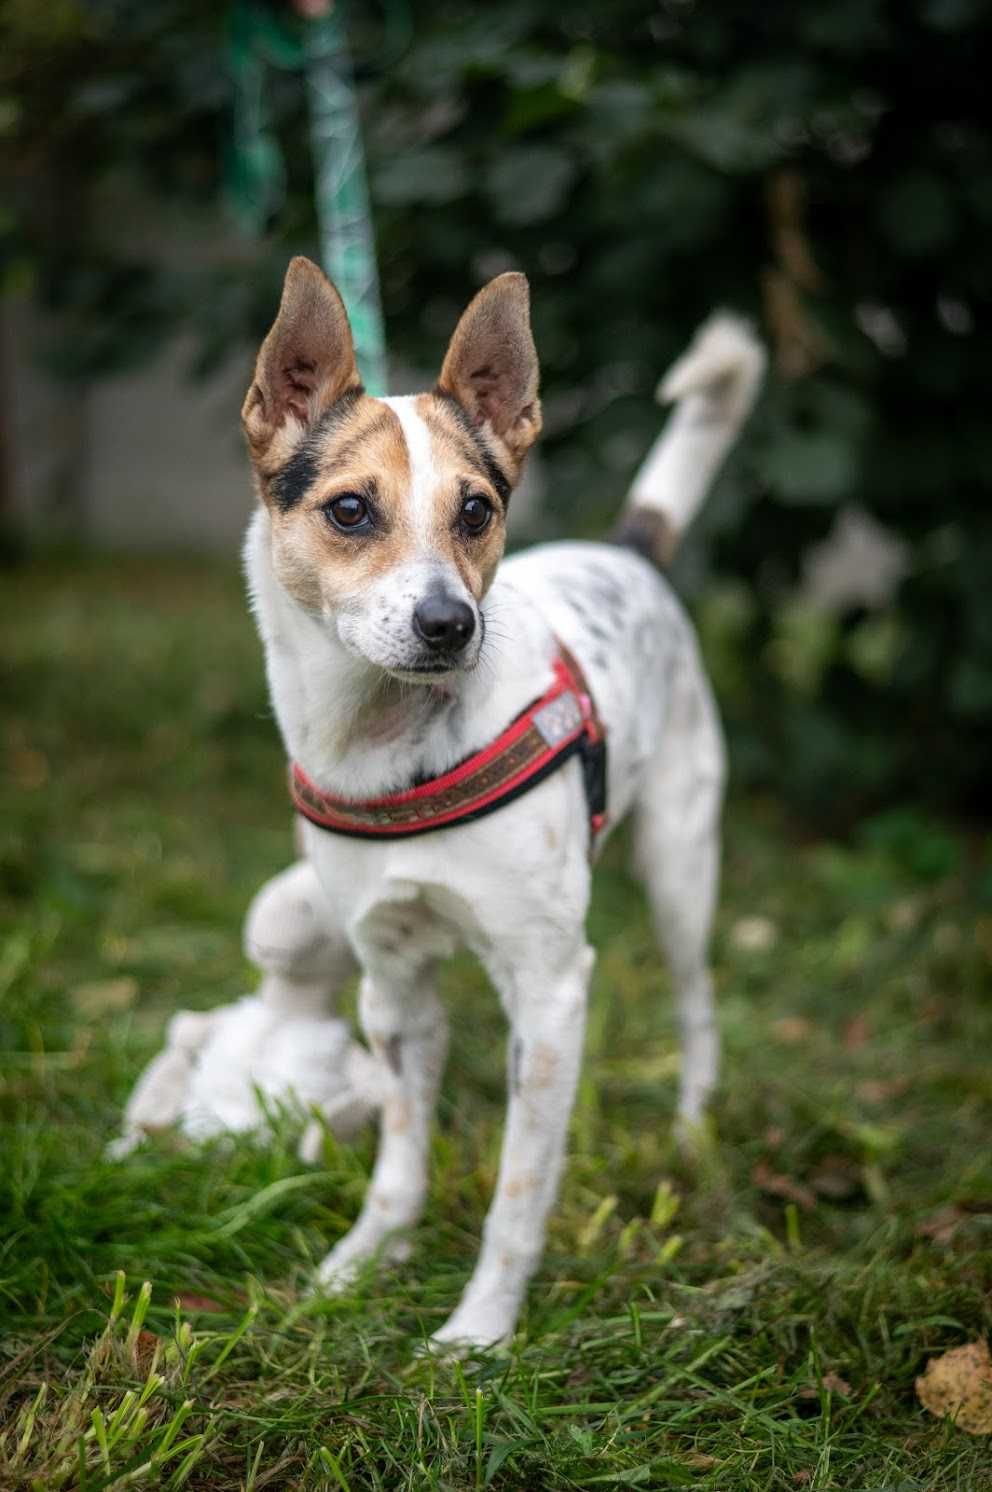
385, 656, 472, 685
381, 622, 485, 684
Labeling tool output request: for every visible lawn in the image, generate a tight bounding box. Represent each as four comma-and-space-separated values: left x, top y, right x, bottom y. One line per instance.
1, 554, 990, 1491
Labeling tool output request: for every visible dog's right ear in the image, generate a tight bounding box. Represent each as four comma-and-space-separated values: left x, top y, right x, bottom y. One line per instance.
242, 257, 361, 463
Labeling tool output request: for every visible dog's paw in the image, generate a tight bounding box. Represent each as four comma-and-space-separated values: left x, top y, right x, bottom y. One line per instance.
313, 1228, 412, 1296
313, 1242, 369, 1296
425, 1303, 515, 1358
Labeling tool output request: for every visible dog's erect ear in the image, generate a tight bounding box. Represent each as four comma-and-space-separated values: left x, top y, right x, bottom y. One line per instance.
437, 273, 541, 465
242, 256, 361, 461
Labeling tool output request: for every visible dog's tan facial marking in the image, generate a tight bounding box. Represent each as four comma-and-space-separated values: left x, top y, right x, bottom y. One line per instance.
267, 395, 419, 611
421, 393, 513, 510
411, 392, 509, 602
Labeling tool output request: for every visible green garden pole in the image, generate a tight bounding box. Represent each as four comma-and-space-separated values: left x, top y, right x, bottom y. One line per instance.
227, 0, 389, 395
304, 9, 388, 395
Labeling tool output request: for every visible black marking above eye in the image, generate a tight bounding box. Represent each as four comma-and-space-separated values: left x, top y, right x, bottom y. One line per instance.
324, 493, 373, 532
272, 441, 320, 512
458, 493, 493, 535
431, 391, 512, 506
270, 386, 364, 511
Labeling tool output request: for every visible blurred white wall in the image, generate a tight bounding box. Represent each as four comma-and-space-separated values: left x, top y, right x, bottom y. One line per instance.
3, 296, 257, 553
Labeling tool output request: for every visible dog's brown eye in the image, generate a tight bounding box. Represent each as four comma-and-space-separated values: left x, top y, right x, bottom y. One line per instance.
460, 495, 492, 534
325, 494, 371, 532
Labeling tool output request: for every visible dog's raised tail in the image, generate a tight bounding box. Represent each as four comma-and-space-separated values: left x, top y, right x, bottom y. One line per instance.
614, 313, 766, 567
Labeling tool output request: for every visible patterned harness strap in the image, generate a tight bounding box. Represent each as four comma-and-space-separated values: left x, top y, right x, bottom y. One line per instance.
290, 643, 607, 845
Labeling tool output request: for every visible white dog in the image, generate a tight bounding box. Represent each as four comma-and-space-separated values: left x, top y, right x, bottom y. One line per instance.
120, 259, 764, 1351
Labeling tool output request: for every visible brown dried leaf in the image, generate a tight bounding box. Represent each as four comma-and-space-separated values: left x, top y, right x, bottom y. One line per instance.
810, 1155, 862, 1201
916, 1339, 992, 1434
916, 1205, 966, 1247
857, 1077, 909, 1104
799, 1372, 852, 1400
843, 1013, 871, 1051
752, 1159, 816, 1211
771, 1016, 814, 1046
822, 1372, 852, 1397
176, 1293, 225, 1313
133, 1329, 159, 1372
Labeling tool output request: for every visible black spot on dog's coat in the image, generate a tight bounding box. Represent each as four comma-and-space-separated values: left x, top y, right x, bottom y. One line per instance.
385, 1034, 403, 1076
510, 1037, 524, 1094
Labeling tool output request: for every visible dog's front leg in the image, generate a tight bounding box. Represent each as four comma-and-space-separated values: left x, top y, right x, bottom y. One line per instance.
430, 939, 594, 1353
316, 957, 447, 1290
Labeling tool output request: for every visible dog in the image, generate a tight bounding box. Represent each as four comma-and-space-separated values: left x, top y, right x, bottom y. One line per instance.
234, 257, 764, 1351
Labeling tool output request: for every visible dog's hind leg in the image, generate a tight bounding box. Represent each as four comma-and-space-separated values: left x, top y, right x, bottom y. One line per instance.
632, 639, 726, 1134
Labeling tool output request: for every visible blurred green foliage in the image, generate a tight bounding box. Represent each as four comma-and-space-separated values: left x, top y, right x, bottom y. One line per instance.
1, 0, 989, 819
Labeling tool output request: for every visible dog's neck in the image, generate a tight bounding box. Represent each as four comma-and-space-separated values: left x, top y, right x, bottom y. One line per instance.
244, 510, 550, 801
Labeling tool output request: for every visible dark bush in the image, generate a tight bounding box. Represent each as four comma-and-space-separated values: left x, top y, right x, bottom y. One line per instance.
2, 0, 989, 818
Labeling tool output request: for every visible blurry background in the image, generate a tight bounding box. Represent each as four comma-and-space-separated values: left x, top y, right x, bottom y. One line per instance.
2, 0, 989, 818
2, 11, 992, 1482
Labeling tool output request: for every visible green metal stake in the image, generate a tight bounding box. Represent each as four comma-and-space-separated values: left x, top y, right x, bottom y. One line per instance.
304, 9, 388, 395
226, 0, 389, 395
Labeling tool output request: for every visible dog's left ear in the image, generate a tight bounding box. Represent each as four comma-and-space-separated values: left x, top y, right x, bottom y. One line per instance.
242, 256, 361, 463
437, 273, 541, 467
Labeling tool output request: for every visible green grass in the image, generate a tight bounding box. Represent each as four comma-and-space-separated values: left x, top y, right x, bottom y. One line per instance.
2, 553, 991, 1491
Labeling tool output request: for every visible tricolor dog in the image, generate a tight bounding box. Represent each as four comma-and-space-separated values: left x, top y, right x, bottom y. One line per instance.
234, 259, 762, 1350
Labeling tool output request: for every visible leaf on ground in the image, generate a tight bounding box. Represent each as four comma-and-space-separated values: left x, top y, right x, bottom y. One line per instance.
771, 1016, 815, 1045
752, 1159, 815, 1211
176, 1293, 225, 1313
916, 1205, 967, 1247
799, 1372, 852, 1399
809, 1155, 862, 1201
133, 1329, 159, 1371
916, 1339, 992, 1434
886, 895, 926, 932
857, 1077, 909, 1104
71, 976, 138, 1018
683, 1450, 718, 1469
843, 1013, 871, 1050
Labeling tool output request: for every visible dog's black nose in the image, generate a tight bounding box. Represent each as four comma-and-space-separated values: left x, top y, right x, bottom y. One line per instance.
412, 594, 476, 653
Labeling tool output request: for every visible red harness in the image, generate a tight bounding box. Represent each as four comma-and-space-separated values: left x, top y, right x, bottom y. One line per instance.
290, 643, 607, 844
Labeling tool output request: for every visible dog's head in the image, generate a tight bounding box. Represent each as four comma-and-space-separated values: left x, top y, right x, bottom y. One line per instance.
242, 257, 541, 682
